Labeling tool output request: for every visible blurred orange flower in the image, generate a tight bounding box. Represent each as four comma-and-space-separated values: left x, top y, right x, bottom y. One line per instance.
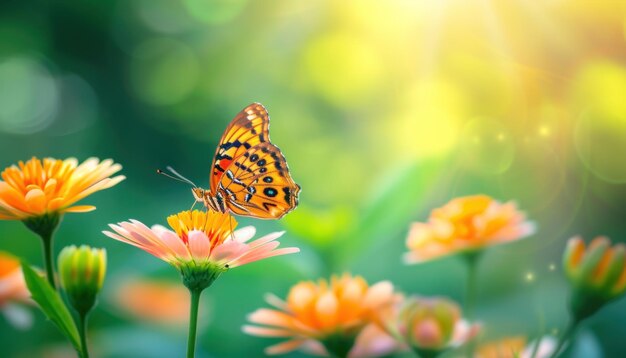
243, 273, 401, 357
0, 157, 124, 220
0, 252, 29, 305
405, 195, 535, 263
0, 251, 33, 329
115, 279, 191, 326
476, 336, 556, 358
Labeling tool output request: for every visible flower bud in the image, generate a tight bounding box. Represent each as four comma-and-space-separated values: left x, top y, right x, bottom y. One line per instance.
397, 296, 479, 357
563, 236, 626, 321
58, 245, 106, 315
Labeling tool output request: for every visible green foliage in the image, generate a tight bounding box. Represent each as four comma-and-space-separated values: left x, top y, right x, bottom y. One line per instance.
21, 262, 82, 354
338, 159, 444, 264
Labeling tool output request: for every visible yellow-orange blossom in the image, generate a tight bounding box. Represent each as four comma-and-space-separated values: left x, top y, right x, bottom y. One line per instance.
405, 195, 535, 263
244, 274, 401, 356
0, 157, 125, 220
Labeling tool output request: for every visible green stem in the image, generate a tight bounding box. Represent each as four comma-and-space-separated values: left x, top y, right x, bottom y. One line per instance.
549, 319, 578, 358
78, 313, 90, 358
412, 347, 441, 358
463, 252, 481, 319
187, 289, 203, 358
463, 251, 481, 358
24, 213, 61, 289
41, 232, 56, 289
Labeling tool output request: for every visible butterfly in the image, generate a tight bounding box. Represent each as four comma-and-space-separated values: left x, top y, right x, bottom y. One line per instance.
162, 103, 300, 219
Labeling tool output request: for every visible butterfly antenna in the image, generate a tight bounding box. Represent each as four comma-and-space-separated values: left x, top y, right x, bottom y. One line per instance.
156, 168, 196, 187
165, 166, 198, 187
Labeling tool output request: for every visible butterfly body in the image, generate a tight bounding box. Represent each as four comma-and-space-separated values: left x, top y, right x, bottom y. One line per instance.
197, 103, 300, 219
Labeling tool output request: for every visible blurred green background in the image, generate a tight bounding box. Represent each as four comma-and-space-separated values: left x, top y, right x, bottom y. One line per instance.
1, 0, 625, 357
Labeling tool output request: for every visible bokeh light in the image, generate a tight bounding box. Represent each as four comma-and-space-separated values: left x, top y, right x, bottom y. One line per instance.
459, 118, 515, 175
129, 38, 199, 106
182, 0, 248, 25
0, 56, 58, 134
302, 32, 384, 106
136, 0, 195, 34
574, 110, 626, 183
381, 80, 463, 161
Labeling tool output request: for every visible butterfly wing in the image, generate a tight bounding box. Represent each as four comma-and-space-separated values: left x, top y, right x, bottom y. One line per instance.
217, 140, 300, 219
209, 103, 270, 193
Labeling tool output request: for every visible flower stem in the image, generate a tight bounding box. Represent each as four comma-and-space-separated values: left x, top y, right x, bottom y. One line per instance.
24, 213, 61, 289
187, 288, 203, 358
549, 319, 579, 358
463, 251, 481, 357
41, 231, 56, 289
78, 312, 90, 358
463, 251, 481, 319
412, 347, 441, 358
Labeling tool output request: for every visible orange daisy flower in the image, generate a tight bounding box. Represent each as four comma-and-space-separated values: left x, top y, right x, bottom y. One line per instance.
405, 195, 535, 263
0, 251, 33, 329
243, 273, 401, 357
114, 278, 191, 326
0, 156, 125, 220
476, 336, 556, 358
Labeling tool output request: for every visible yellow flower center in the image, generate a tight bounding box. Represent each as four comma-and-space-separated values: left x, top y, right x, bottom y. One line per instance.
167, 210, 236, 246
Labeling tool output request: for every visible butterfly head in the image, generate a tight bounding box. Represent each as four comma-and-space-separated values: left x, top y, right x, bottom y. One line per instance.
191, 187, 206, 202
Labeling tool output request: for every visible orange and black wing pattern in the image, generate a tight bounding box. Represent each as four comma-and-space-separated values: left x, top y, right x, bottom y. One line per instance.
209, 103, 300, 219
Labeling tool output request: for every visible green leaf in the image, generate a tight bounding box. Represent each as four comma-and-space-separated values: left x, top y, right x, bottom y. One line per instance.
21, 261, 82, 353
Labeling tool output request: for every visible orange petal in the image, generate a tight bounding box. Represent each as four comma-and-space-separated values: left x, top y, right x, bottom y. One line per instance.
0, 182, 28, 212
265, 339, 307, 355
248, 308, 298, 329
578, 237, 610, 284
242, 325, 296, 338
563, 237, 585, 279
47, 197, 66, 211
24, 188, 46, 213
64, 205, 96, 213
315, 291, 338, 329
363, 281, 394, 309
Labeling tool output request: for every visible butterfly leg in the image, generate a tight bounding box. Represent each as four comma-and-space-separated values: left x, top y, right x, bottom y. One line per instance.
228, 214, 235, 239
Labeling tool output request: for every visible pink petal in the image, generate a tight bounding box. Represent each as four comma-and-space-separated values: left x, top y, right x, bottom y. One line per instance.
210, 240, 248, 263
153, 226, 191, 260
249, 231, 285, 248
188, 230, 211, 260
232, 247, 300, 267
229, 241, 281, 266
232, 226, 256, 242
